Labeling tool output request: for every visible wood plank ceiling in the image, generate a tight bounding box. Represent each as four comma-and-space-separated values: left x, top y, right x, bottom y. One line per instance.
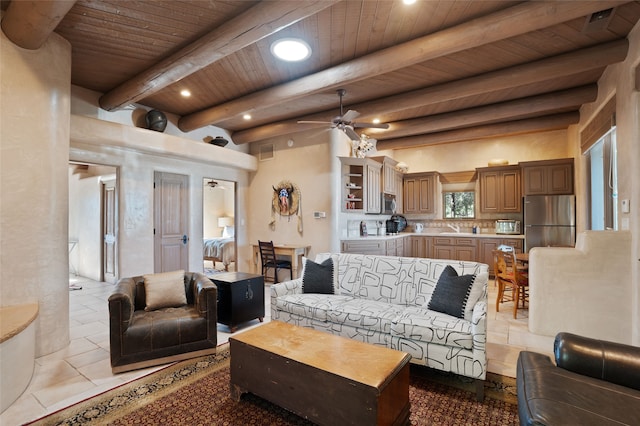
2, 0, 639, 150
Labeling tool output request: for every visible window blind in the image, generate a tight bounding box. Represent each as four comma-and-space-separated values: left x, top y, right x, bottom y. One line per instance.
580, 96, 616, 153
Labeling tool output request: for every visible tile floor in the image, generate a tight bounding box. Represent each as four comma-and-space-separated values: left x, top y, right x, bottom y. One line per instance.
1, 275, 554, 425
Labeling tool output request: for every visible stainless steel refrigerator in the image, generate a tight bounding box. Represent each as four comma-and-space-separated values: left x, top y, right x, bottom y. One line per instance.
524, 195, 576, 252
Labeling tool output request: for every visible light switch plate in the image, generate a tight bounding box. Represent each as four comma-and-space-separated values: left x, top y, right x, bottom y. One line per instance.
621, 199, 630, 213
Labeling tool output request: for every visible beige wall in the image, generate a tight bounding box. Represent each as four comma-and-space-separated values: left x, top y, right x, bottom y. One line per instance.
0, 31, 71, 355
69, 116, 253, 278
575, 21, 640, 344
246, 130, 348, 266
391, 129, 571, 174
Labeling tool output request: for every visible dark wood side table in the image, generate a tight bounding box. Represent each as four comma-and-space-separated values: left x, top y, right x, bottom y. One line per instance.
209, 272, 265, 333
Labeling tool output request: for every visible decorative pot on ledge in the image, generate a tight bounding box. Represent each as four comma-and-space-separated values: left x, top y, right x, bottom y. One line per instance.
145, 109, 167, 132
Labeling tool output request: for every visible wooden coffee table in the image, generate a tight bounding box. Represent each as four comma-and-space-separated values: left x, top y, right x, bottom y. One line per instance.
229, 321, 411, 426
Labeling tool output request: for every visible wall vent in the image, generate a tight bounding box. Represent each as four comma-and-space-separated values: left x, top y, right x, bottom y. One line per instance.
259, 144, 274, 161
583, 8, 615, 33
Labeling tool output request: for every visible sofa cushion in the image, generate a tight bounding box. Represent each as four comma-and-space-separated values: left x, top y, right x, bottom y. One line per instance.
302, 257, 335, 294
464, 271, 487, 321
427, 266, 476, 319
327, 299, 405, 334
273, 294, 354, 322
143, 270, 186, 311
391, 306, 474, 350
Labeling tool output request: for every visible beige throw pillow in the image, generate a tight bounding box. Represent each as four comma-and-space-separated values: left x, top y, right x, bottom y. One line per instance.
143, 270, 186, 311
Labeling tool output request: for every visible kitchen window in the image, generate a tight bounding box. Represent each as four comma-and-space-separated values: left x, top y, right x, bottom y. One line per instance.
443, 191, 475, 219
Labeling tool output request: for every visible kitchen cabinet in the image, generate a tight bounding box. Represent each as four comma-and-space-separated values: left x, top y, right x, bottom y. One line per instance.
432, 236, 477, 262
521, 158, 574, 195
342, 237, 406, 256
407, 236, 431, 258
373, 156, 398, 195
366, 163, 381, 213
386, 238, 406, 257
477, 165, 521, 213
394, 171, 404, 214
403, 172, 437, 214
340, 157, 382, 214
478, 237, 524, 276
341, 239, 386, 255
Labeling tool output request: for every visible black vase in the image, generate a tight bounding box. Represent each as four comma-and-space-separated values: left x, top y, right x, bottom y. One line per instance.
145, 110, 167, 132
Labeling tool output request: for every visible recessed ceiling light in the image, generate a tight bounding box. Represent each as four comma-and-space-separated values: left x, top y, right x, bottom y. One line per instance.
271, 38, 312, 62
403, 0, 417, 4
180, 89, 191, 97
243, 114, 252, 120
372, 118, 381, 124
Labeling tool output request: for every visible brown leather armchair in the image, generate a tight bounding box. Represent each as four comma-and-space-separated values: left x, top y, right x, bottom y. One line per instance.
109, 272, 217, 373
517, 332, 640, 425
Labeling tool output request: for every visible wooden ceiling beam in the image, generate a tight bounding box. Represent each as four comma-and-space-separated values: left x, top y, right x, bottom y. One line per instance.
231, 39, 625, 144
1, 0, 77, 50
179, 1, 628, 132
377, 113, 580, 150
374, 85, 597, 140
98, 1, 339, 111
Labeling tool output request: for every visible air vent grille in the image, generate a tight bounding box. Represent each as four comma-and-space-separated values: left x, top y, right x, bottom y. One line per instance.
259, 144, 274, 161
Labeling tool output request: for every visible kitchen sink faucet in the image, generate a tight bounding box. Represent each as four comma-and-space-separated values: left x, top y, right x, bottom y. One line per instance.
447, 224, 460, 233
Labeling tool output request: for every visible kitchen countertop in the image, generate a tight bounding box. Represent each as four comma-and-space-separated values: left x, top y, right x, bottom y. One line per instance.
342, 232, 525, 241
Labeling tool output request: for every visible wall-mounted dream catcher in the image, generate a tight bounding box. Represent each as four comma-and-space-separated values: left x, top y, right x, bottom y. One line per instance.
269, 180, 302, 234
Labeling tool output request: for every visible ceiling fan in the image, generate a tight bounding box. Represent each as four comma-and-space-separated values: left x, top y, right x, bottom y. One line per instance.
297, 89, 389, 141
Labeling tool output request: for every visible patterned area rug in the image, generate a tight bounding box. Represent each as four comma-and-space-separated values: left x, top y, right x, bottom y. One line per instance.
29, 345, 518, 425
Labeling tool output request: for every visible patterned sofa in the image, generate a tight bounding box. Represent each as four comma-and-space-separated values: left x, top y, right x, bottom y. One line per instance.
271, 253, 489, 396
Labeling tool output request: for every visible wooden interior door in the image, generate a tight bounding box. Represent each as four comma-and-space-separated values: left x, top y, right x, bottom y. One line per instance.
154, 172, 189, 273
102, 179, 117, 283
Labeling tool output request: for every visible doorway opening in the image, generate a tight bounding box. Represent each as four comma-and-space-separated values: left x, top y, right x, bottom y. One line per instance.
68, 162, 119, 283
203, 178, 236, 274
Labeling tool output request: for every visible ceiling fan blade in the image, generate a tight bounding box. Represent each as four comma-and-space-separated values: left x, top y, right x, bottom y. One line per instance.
353, 122, 390, 129
297, 120, 332, 124
341, 110, 360, 122
343, 125, 360, 141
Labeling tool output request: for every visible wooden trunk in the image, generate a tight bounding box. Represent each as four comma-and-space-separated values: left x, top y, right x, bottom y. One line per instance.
229, 322, 411, 426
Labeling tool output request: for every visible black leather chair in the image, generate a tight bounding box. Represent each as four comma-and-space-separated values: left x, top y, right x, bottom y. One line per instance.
108, 272, 217, 373
258, 240, 292, 283
517, 332, 640, 425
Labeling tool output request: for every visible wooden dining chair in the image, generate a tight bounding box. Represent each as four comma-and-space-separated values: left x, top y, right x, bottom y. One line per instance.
492, 249, 529, 318
258, 240, 292, 284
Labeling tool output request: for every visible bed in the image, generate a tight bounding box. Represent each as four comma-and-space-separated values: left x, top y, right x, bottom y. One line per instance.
203, 237, 235, 271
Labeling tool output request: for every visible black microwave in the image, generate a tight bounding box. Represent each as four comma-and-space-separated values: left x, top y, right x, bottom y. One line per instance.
382, 193, 397, 214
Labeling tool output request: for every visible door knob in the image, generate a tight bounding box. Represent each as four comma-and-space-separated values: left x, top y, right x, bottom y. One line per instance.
182, 235, 188, 244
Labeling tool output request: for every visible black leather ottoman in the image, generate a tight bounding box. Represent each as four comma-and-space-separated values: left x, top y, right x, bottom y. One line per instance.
517, 333, 640, 426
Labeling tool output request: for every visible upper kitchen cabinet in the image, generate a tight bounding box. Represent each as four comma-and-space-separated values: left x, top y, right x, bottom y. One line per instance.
521, 158, 574, 195
340, 157, 382, 214
478, 165, 521, 213
394, 171, 404, 214
404, 172, 437, 214
372, 156, 399, 195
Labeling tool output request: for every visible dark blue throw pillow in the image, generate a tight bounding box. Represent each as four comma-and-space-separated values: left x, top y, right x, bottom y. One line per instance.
302, 258, 335, 294
428, 265, 476, 319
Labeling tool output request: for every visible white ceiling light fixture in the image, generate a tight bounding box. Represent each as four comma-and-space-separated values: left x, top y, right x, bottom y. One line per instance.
180, 89, 191, 97
403, 0, 417, 5
243, 113, 252, 120
271, 38, 312, 62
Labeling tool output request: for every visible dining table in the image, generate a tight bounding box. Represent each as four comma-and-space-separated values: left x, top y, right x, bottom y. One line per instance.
515, 252, 529, 263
